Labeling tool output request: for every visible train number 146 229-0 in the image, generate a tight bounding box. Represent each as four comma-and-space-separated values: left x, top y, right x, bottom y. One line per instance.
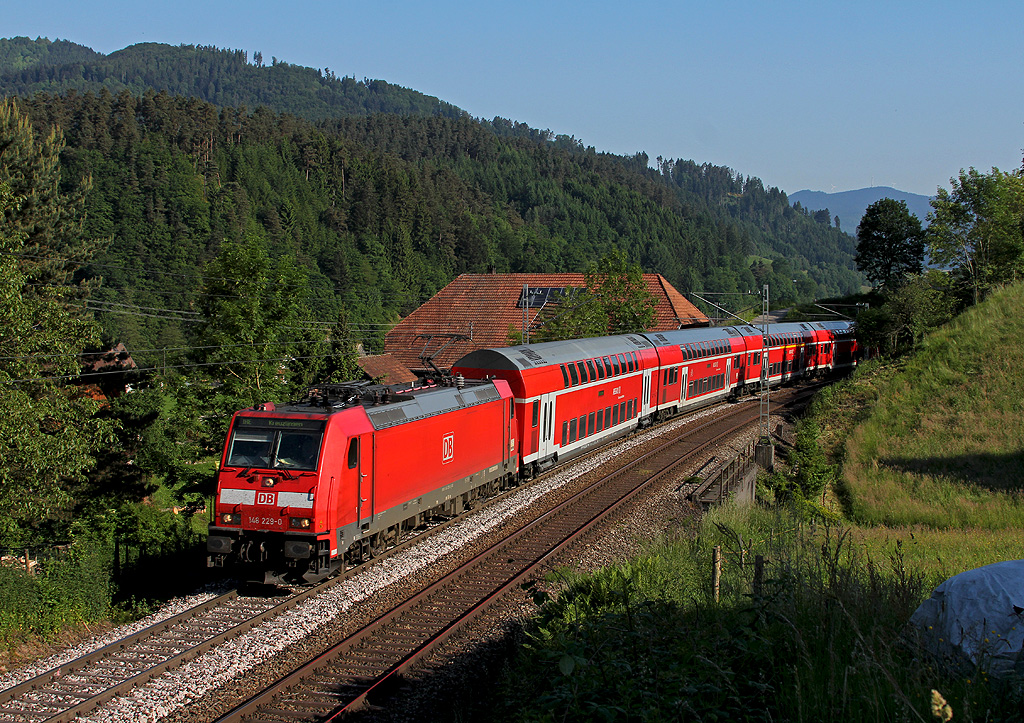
248, 516, 284, 527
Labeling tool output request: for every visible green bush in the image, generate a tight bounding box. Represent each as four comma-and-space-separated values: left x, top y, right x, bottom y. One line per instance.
0, 542, 112, 646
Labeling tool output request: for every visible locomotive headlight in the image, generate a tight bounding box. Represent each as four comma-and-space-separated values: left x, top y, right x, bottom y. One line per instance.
290, 517, 312, 530
220, 512, 241, 525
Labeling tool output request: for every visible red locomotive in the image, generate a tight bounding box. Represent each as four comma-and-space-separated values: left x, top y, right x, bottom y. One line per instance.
207, 377, 518, 584
208, 321, 858, 583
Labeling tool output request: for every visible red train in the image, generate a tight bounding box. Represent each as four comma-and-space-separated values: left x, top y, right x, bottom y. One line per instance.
207, 321, 858, 583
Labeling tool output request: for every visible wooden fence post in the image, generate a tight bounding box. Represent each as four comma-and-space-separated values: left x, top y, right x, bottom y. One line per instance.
712, 545, 722, 603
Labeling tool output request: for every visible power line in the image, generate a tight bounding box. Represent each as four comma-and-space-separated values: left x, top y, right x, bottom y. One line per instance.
3, 351, 357, 385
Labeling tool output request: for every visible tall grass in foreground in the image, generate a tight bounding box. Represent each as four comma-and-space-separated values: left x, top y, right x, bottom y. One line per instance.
499, 505, 1023, 722
839, 283, 1024, 528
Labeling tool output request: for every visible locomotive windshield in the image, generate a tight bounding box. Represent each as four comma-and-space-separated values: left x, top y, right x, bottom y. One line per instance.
225, 417, 324, 471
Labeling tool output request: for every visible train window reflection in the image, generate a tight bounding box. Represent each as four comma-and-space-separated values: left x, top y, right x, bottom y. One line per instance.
227, 429, 273, 468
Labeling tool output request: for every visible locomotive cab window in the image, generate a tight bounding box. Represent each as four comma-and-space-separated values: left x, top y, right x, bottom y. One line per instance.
347, 438, 359, 469
226, 420, 324, 472
227, 429, 274, 468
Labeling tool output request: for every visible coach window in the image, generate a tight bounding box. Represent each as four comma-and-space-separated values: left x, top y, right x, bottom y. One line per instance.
605, 407, 612, 428
612, 404, 620, 425
601, 356, 611, 377
588, 412, 595, 436
560, 364, 571, 388
586, 359, 597, 380
569, 419, 577, 443
531, 400, 540, 428
577, 361, 588, 384
593, 359, 605, 380
561, 421, 568, 444
611, 355, 621, 375
579, 415, 587, 437
627, 354, 635, 373
596, 410, 605, 433
347, 438, 359, 469
568, 362, 580, 386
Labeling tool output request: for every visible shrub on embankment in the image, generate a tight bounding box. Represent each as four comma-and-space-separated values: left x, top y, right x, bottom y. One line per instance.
0, 542, 112, 654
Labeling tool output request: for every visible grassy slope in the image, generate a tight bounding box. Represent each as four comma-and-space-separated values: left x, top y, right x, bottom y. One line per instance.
810, 281, 1024, 574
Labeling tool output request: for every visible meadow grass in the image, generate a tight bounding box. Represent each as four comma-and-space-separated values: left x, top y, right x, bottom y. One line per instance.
820, 283, 1024, 529
501, 505, 1024, 722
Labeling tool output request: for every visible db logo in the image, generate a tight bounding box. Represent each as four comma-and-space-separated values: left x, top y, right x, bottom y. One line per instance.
256, 491, 276, 506
442, 433, 454, 464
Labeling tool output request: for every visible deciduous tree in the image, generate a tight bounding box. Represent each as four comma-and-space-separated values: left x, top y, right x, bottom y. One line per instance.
855, 198, 924, 289
0, 122, 113, 542
533, 250, 655, 342
925, 167, 1024, 304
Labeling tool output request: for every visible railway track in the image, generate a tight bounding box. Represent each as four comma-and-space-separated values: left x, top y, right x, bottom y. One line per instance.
0, 586, 327, 723
212, 397, 772, 723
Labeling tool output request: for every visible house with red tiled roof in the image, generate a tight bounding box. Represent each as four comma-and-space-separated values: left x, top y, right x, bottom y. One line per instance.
384, 273, 708, 371
356, 354, 419, 385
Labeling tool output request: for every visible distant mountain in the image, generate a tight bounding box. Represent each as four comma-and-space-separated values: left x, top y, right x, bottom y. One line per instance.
0, 37, 465, 121
0, 36, 866, 354
789, 187, 933, 234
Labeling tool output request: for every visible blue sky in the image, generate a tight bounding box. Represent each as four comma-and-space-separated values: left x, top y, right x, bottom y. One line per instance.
5, 1, 1022, 196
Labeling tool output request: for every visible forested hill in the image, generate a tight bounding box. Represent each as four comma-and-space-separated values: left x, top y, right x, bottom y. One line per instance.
0, 37, 464, 120
1, 38, 862, 359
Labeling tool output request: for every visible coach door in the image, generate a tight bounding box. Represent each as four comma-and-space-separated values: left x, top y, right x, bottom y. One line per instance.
536, 392, 556, 461
641, 370, 652, 418
349, 432, 374, 527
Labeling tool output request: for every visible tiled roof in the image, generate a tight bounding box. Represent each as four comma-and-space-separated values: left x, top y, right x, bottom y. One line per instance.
384, 273, 708, 370
357, 354, 419, 385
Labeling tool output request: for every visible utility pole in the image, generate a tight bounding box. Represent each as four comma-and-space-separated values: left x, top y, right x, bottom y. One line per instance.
523, 284, 529, 344
759, 283, 770, 441
756, 284, 774, 469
